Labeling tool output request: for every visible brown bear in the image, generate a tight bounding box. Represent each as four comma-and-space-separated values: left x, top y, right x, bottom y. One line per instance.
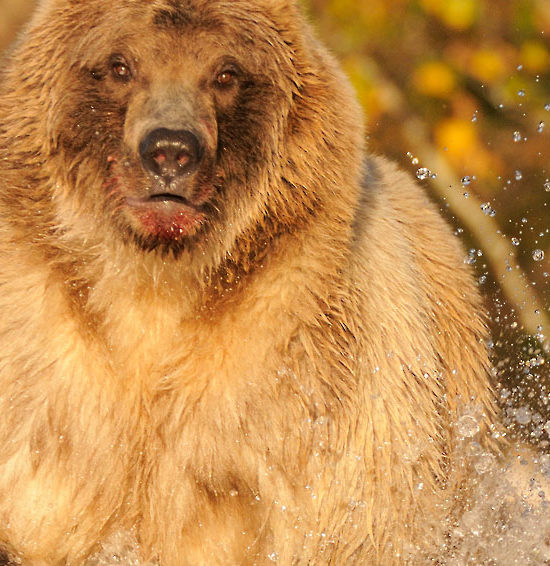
0, 0, 501, 564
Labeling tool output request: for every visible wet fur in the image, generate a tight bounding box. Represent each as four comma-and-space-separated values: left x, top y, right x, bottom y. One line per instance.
0, 0, 497, 564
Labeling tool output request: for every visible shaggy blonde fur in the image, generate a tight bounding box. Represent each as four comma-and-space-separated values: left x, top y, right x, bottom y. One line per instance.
0, 0, 499, 564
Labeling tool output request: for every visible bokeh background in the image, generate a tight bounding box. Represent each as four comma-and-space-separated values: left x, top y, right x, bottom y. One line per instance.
2, 0, 550, 442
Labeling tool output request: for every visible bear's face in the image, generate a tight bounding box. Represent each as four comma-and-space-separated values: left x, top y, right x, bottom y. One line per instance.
3, 0, 363, 268
32, 0, 303, 256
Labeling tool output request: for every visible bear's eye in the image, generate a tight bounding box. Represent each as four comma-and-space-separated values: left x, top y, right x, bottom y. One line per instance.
110, 56, 133, 82
215, 69, 237, 88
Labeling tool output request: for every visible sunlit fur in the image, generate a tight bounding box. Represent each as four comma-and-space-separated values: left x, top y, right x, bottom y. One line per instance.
0, 0, 498, 564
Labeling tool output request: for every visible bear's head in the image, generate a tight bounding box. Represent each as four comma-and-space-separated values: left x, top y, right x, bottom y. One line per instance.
0, 0, 364, 272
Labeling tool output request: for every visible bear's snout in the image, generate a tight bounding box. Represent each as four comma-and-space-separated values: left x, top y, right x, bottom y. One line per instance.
139, 127, 204, 182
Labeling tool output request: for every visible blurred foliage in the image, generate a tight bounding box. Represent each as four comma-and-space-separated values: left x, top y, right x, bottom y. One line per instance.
1, 0, 550, 431
300, 0, 550, 294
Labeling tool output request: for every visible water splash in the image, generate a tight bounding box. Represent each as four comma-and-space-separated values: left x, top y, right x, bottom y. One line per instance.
86, 532, 158, 566
481, 202, 497, 217
416, 167, 436, 180
533, 249, 545, 262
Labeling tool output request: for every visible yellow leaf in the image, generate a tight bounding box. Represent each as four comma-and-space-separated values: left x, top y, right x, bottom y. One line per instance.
520, 41, 550, 73
412, 61, 456, 98
440, 0, 479, 31
435, 118, 493, 174
470, 49, 508, 83
436, 118, 476, 155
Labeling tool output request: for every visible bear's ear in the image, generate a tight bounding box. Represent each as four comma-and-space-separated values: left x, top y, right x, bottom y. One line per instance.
256, 0, 300, 15
36, 0, 75, 5
29, 0, 74, 25
34, 0, 58, 8
33, 0, 73, 13
253, 0, 303, 37
32, 0, 61, 17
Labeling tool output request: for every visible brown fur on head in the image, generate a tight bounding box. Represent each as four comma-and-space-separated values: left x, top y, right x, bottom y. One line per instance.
0, 0, 363, 280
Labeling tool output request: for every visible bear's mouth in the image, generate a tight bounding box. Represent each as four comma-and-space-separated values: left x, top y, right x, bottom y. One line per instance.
126, 193, 205, 215
105, 153, 216, 243
126, 189, 204, 210
148, 193, 189, 205
123, 190, 209, 241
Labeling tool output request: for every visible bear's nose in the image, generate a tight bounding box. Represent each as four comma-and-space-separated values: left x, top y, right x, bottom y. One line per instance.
139, 128, 203, 181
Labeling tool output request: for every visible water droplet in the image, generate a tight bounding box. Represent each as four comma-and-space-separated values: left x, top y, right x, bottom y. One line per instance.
545, 103, 550, 111
461, 176, 472, 186
471, 111, 478, 122
416, 167, 432, 180
474, 452, 496, 474
480, 202, 496, 216
544, 181, 550, 191
515, 406, 532, 425
456, 415, 480, 438
406, 152, 419, 165
515, 170, 523, 180
464, 249, 480, 264
512, 237, 520, 246
267, 551, 279, 562
518, 89, 526, 97
538, 121, 545, 133
533, 249, 545, 261
513, 130, 522, 142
